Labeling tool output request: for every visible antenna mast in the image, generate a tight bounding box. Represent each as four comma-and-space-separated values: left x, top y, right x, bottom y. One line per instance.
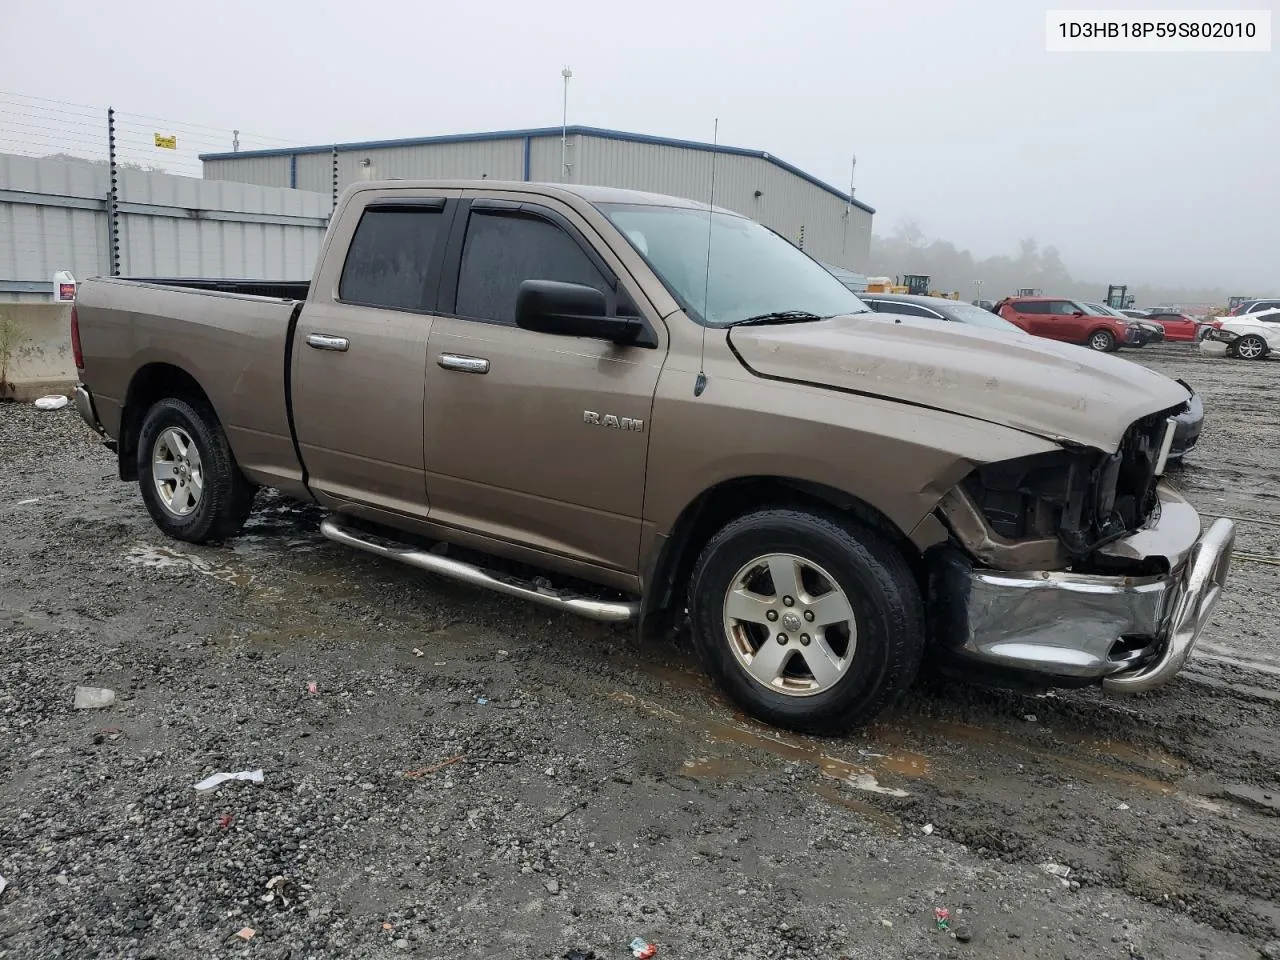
695, 118, 719, 398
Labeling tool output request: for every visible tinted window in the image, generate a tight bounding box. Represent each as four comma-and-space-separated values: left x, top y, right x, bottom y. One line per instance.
1047, 300, 1082, 315
862, 299, 894, 313
339, 207, 443, 311
455, 211, 608, 324
1013, 301, 1050, 314
1253, 300, 1280, 312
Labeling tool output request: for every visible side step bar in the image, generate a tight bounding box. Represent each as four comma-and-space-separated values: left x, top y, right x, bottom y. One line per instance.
319, 517, 639, 623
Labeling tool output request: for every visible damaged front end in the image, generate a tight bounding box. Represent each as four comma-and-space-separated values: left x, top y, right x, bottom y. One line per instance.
928, 404, 1235, 691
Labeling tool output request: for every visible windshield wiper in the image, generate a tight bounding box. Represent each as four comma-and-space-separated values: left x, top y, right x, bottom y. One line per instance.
726, 310, 826, 328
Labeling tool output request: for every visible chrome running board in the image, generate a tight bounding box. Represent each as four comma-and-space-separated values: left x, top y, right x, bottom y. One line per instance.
319, 517, 639, 623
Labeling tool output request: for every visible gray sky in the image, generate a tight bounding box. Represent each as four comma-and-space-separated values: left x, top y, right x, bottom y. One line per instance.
6, 0, 1277, 291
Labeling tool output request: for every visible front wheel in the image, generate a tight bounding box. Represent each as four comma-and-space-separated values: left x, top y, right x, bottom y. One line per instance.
687, 509, 925, 735
1234, 334, 1267, 360
136, 397, 256, 543
1089, 329, 1117, 352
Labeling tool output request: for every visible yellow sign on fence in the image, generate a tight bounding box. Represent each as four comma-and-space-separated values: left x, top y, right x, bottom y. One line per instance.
154, 134, 177, 150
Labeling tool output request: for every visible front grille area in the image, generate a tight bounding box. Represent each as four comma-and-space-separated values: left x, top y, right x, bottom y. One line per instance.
961, 403, 1186, 561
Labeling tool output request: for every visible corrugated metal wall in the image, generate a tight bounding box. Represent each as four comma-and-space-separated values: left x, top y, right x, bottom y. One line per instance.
574, 137, 871, 270
1, 153, 331, 300
200, 134, 873, 270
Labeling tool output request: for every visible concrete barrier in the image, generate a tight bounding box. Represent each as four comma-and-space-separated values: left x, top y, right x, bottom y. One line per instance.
0, 303, 76, 402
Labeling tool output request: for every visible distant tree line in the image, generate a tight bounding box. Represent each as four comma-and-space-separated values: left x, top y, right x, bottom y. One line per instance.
868, 220, 1247, 310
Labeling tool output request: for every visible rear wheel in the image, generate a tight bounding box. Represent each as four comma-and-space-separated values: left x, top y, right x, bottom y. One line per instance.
687, 508, 924, 735
1089, 329, 1117, 352
136, 397, 256, 543
1234, 334, 1267, 360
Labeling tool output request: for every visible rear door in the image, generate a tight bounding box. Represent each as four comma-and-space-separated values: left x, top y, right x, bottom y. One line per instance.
291, 188, 461, 516
1004, 299, 1049, 336
421, 193, 666, 573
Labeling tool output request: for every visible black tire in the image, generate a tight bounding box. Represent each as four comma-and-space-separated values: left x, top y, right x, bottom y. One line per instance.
687, 508, 924, 735
1234, 334, 1268, 361
136, 397, 256, 543
1088, 329, 1117, 352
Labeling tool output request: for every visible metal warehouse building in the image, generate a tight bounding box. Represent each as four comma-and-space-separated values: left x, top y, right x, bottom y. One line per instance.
200, 126, 874, 271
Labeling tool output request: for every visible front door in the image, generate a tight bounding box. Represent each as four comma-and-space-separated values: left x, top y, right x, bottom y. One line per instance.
422, 196, 666, 573
1043, 300, 1087, 343
291, 191, 459, 516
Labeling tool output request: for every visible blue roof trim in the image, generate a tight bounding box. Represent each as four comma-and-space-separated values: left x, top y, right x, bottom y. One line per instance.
200, 125, 875, 214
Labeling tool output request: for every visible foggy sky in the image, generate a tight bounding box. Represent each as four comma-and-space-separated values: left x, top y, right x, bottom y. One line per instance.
5, 0, 1276, 291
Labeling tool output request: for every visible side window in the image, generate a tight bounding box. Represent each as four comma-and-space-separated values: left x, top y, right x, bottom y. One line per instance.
339, 207, 444, 311
1014, 301, 1048, 315
455, 211, 610, 324
886, 303, 934, 319
862, 299, 891, 313
1047, 300, 1078, 315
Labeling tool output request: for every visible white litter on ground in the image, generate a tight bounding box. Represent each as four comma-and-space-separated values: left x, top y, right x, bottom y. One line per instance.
193, 769, 264, 792
34, 395, 69, 410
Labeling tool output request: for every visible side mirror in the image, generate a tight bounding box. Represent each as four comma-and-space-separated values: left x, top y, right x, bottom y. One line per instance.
515, 280, 643, 345
1072, 310, 1085, 317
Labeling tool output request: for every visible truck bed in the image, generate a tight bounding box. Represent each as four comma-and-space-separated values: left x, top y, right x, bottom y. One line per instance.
74, 277, 307, 492
122, 277, 311, 300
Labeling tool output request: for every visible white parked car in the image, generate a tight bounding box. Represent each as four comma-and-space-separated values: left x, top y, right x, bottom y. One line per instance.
1201, 307, 1280, 360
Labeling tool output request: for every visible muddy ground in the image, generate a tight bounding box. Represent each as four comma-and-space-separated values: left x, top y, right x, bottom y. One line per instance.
1, 343, 1278, 960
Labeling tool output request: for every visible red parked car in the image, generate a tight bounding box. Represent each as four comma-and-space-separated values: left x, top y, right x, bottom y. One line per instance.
994, 297, 1138, 352
1144, 310, 1211, 342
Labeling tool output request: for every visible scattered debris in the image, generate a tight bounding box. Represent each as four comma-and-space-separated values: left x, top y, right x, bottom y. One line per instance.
307, 681, 318, 695
34, 395, 69, 410
629, 937, 657, 959
412, 648, 424, 658
476, 696, 489, 705
921, 823, 934, 835
1118, 802, 1131, 811
193, 769, 264, 792
496, 649, 510, 661
73, 686, 115, 710
857, 749, 886, 758
1023, 714, 1038, 723
217, 813, 233, 829
879, 918, 893, 928
261, 875, 293, 906
235, 927, 255, 942
1041, 862, 1073, 887
545, 878, 560, 895
954, 923, 973, 943
0, 874, 7, 897
382, 922, 394, 932
934, 907, 951, 931
404, 755, 465, 778
14, 497, 41, 506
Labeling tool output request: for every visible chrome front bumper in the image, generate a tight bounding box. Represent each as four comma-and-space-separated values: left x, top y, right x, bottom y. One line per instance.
935, 485, 1234, 692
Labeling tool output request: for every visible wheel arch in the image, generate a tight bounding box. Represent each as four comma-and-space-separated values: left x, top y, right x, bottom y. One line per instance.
118, 362, 220, 481
639, 475, 925, 631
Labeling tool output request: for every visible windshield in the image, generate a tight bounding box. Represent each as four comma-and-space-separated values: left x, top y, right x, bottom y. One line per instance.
940, 300, 1030, 332
597, 203, 871, 326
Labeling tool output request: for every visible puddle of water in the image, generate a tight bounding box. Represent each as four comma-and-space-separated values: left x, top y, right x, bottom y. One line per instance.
905, 715, 1179, 795
681, 755, 760, 778
810, 782, 902, 832
611, 691, 912, 797
125, 544, 253, 589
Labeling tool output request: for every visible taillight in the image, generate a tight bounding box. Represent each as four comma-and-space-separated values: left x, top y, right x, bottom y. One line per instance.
71, 305, 84, 370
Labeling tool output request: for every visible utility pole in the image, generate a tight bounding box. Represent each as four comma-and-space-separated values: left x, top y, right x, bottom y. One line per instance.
561, 66, 572, 182
232, 129, 240, 153
974, 280, 983, 303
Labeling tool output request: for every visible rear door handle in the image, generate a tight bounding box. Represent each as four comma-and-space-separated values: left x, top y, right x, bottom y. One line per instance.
306, 334, 349, 352
438, 354, 490, 374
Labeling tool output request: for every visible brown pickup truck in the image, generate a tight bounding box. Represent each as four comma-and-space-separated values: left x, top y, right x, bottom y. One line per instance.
71, 179, 1235, 734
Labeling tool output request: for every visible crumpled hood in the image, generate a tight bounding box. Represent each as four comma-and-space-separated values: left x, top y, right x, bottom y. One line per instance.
728, 313, 1191, 452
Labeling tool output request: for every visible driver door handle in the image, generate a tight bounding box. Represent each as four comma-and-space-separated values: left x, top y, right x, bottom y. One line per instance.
306, 334, 350, 352
438, 354, 490, 374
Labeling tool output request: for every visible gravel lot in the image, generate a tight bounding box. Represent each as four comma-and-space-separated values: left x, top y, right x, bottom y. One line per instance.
2, 344, 1278, 960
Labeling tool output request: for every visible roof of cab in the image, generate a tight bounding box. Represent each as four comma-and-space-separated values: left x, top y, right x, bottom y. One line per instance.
348, 179, 734, 212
